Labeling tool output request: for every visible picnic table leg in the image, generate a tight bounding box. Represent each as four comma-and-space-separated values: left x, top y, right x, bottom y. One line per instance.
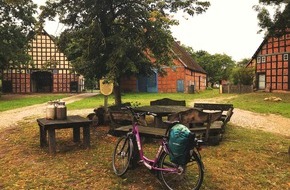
154, 116, 164, 128
205, 123, 210, 142
83, 125, 90, 148
39, 125, 47, 147
205, 114, 212, 142
73, 127, 81, 142
48, 129, 56, 154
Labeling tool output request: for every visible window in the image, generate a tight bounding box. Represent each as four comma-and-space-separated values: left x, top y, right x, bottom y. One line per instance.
261, 56, 266, 63
283, 54, 288, 61
257, 57, 261, 63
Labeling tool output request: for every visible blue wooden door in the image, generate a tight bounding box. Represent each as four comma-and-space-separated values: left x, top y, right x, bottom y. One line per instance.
177, 80, 184, 92
138, 76, 147, 92
147, 72, 158, 93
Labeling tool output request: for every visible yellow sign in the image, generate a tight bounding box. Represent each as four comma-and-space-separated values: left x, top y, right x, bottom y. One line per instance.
99, 79, 114, 95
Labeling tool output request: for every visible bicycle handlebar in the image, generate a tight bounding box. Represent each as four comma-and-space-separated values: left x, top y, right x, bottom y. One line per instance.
122, 106, 157, 119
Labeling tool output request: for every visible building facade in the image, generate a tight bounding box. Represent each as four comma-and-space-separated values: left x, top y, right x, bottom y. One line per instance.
247, 32, 290, 92
1, 30, 83, 93
121, 42, 207, 93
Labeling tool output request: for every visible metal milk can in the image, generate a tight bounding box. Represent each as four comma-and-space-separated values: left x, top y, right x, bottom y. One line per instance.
46, 101, 56, 120
56, 101, 67, 120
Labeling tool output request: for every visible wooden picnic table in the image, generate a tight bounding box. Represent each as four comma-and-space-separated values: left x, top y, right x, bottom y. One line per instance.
113, 105, 224, 145
134, 105, 191, 127
36, 115, 92, 154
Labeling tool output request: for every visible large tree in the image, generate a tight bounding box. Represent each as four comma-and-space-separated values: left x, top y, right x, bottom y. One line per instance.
187, 49, 235, 86
255, 0, 289, 37
39, 0, 210, 105
0, 0, 37, 69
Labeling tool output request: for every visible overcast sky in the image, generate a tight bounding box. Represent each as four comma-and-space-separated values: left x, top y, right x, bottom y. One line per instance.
36, 0, 265, 62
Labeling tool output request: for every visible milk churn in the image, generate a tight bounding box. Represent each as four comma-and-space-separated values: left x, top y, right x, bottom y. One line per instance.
56, 101, 67, 120
46, 101, 56, 120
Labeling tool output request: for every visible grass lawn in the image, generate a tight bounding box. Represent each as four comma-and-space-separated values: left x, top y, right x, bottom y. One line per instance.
66, 90, 290, 118
219, 91, 290, 118
2, 90, 290, 118
0, 119, 289, 189
0, 90, 290, 189
0, 94, 70, 112
66, 89, 230, 110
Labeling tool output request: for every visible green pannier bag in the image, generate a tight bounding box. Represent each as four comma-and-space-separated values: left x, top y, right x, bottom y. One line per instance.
168, 124, 192, 165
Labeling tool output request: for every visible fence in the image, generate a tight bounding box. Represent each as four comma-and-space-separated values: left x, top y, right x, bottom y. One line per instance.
221, 84, 253, 94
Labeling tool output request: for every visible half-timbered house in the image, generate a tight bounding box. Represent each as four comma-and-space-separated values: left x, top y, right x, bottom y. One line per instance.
121, 41, 207, 93
1, 30, 84, 93
247, 32, 290, 92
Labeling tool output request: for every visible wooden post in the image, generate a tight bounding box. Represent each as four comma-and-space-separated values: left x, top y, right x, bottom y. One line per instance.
104, 95, 108, 112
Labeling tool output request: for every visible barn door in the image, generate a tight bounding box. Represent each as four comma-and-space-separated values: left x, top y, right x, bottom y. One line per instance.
31, 71, 53, 92
137, 76, 147, 92
177, 80, 184, 92
147, 71, 158, 93
258, 74, 265, 90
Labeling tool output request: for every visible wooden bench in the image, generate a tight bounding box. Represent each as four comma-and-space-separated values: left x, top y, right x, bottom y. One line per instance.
168, 108, 222, 143
193, 103, 234, 133
113, 108, 223, 145
108, 102, 132, 128
150, 98, 186, 106
113, 124, 223, 137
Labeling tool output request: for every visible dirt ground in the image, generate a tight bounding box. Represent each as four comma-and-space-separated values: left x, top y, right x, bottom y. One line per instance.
0, 93, 290, 137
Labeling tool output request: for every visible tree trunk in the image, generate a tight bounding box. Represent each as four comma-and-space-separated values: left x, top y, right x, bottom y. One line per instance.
113, 78, 122, 106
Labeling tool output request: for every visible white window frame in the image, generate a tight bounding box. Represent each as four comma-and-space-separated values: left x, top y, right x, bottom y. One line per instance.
257, 57, 261, 63
283, 54, 288, 61
261, 56, 266, 63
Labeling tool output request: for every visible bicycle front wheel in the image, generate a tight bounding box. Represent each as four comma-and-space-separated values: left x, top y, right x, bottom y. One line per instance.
112, 136, 133, 176
158, 150, 204, 190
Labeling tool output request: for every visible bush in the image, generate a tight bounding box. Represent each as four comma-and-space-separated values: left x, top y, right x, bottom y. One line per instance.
231, 67, 254, 85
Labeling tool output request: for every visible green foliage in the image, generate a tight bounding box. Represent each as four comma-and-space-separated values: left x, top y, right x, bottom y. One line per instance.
130, 101, 141, 108
39, 0, 210, 104
0, 94, 69, 112
0, 0, 37, 69
254, 1, 289, 37
237, 58, 251, 67
187, 49, 236, 86
231, 67, 255, 85
84, 78, 98, 91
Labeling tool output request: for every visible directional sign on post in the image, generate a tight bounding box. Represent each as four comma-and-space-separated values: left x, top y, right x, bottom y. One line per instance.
99, 79, 114, 111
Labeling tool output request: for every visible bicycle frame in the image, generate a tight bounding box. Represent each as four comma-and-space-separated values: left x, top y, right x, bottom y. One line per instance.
129, 121, 179, 173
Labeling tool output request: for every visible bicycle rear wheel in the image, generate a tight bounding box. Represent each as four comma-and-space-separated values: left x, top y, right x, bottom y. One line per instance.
158, 150, 204, 190
112, 136, 132, 176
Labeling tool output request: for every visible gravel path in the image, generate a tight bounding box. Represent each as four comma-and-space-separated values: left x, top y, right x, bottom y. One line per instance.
0, 93, 289, 137
192, 98, 290, 137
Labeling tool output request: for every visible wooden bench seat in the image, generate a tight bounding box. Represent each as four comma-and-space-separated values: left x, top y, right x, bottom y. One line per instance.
113, 124, 223, 139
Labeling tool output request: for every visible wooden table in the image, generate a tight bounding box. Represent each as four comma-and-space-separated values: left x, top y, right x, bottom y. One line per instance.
36, 115, 92, 154
134, 105, 190, 127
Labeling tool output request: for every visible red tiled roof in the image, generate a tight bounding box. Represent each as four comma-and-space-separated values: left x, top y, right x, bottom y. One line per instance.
172, 41, 207, 74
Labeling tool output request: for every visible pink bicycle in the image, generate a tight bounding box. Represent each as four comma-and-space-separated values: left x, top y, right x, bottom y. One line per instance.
112, 106, 204, 190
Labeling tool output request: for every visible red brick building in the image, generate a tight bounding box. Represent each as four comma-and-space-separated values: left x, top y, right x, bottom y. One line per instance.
1, 30, 84, 93
247, 32, 290, 92
121, 42, 207, 93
